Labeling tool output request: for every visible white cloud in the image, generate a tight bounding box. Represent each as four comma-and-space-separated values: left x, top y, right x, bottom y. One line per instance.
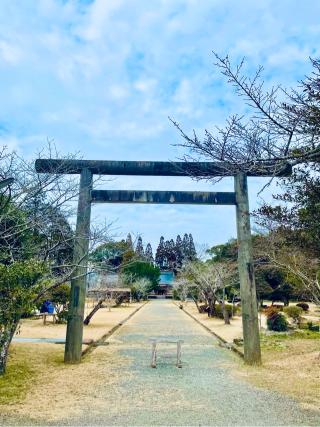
0, 39, 22, 64
80, 0, 125, 41
109, 85, 129, 100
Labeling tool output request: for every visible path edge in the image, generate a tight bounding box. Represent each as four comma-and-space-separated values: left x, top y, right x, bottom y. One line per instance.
82, 301, 149, 357
173, 301, 244, 359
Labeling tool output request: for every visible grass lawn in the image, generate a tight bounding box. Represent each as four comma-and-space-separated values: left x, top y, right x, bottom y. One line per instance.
0, 344, 63, 405
235, 330, 320, 412
0, 302, 145, 422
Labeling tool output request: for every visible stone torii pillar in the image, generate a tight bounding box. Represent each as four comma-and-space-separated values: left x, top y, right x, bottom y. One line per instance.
235, 173, 261, 365
65, 168, 92, 363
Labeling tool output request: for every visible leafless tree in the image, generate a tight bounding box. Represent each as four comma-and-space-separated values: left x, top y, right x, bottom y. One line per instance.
171, 55, 320, 181
181, 262, 233, 324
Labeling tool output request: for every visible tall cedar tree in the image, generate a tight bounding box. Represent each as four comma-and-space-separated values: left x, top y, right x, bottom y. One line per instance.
182, 233, 190, 259
164, 240, 171, 268
175, 234, 183, 267
155, 236, 165, 269
135, 236, 144, 258
188, 234, 197, 261
155, 233, 197, 269
126, 233, 133, 251
168, 239, 177, 268
144, 243, 154, 263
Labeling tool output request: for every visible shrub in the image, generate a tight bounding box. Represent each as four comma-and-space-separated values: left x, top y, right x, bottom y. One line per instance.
265, 306, 279, 318
266, 307, 288, 332
284, 306, 303, 323
198, 304, 208, 313
172, 289, 180, 300
307, 322, 320, 332
212, 303, 237, 319
296, 302, 309, 312
271, 304, 284, 311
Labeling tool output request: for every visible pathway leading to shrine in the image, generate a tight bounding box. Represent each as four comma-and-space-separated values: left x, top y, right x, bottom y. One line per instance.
71, 299, 318, 426
2, 300, 318, 426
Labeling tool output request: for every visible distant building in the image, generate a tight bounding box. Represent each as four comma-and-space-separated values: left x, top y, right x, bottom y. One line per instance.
158, 270, 175, 296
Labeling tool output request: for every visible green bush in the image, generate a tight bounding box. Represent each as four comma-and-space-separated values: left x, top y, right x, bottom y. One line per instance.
172, 289, 180, 300
284, 306, 303, 323
266, 309, 288, 332
264, 306, 279, 318
307, 322, 320, 332
296, 302, 309, 312
212, 303, 237, 319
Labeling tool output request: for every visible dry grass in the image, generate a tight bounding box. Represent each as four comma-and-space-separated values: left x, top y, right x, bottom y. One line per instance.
0, 343, 129, 423
0, 346, 34, 405
0, 302, 144, 423
18, 302, 143, 342
181, 301, 247, 343
233, 331, 320, 412
181, 301, 320, 412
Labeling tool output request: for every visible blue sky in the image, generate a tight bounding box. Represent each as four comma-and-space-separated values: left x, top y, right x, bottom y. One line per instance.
1, 0, 320, 252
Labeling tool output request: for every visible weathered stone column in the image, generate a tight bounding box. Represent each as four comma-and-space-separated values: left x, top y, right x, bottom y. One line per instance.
64, 168, 92, 363
234, 172, 261, 365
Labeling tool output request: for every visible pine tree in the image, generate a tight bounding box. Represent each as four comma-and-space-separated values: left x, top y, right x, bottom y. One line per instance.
175, 234, 183, 268
144, 243, 154, 264
126, 233, 133, 250
163, 240, 172, 269
135, 236, 144, 258
168, 239, 176, 269
188, 233, 197, 261
182, 233, 190, 260
155, 236, 165, 269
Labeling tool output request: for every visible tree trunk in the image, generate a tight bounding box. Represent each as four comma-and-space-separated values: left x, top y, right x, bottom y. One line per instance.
0, 321, 19, 375
193, 298, 201, 313
221, 299, 231, 325
232, 294, 236, 317
83, 298, 104, 325
208, 298, 214, 317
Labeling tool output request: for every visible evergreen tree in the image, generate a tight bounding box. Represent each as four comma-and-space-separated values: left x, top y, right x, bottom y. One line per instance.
175, 234, 183, 268
182, 233, 190, 260
189, 233, 197, 261
144, 243, 154, 264
135, 236, 144, 258
168, 239, 176, 269
155, 236, 165, 269
163, 240, 171, 269
126, 233, 133, 251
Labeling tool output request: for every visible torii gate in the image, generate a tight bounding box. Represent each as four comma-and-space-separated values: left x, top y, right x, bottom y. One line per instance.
35, 159, 291, 366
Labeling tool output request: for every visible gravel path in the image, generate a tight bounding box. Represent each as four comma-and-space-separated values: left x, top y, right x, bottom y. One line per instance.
2, 300, 318, 426
70, 300, 319, 426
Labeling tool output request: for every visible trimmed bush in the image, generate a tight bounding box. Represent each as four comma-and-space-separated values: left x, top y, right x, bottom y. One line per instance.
307, 322, 320, 332
266, 307, 288, 331
284, 306, 303, 323
212, 303, 238, 319
296, 302, 309, 312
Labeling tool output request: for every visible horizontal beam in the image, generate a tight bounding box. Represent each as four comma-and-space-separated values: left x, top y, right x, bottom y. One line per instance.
35, 159, 292, 177
91, 190, 236, 205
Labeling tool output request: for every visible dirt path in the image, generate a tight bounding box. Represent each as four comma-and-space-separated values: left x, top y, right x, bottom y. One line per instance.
1, 300, 319, 426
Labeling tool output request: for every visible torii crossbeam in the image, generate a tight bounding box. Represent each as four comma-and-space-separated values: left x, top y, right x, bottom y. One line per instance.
35, 159, 291, 366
